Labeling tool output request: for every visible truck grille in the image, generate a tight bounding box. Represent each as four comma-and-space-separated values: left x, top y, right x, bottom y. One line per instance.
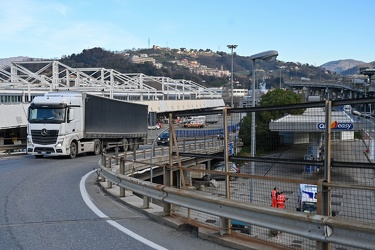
34, 147, 55, 153
31, 130, 59, 145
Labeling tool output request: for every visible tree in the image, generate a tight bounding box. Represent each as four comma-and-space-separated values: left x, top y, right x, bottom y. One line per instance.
259, 88, 304, 123
239, 89, 304, 155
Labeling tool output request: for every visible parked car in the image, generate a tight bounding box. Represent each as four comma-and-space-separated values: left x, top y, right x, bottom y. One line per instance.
184, 120, 205, 128
231, 219, 250, 234
148, 123, 161, 130
157, 131, 170, 146
203, 162, 239, 181
217, 131, 224, 140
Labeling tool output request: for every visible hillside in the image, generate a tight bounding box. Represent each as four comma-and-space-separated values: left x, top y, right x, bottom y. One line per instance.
321, 59, 365, 74
134, 48, 340, 89
0, 56, 30, 66
1, 48, 372, 89
341, 61, 375, 75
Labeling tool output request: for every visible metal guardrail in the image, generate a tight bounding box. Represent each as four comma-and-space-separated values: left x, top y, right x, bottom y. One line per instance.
0, 137, 27, 154
98, 102, 375, 249
97, 162, 375, 249
0, 144, 26, 154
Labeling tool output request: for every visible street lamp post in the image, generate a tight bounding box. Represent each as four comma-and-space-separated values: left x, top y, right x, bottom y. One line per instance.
278, 65, 285, 89
249, 50, 278, 204
227, 45, 237, 108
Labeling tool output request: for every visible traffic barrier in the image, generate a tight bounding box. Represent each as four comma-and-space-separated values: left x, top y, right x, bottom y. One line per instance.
97, 159, 375, 249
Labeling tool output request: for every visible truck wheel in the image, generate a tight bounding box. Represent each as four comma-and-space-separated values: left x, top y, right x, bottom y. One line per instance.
35, 155, 44, 158
134, 138, 139, 150
128, 138, 134, 151
121, 138, 129, 152
69, 141, 78, 159
93, 140, 101, 155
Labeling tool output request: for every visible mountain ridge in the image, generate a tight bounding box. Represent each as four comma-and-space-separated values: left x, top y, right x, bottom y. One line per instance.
320, 59, 374, 74
1, 55, 372, 76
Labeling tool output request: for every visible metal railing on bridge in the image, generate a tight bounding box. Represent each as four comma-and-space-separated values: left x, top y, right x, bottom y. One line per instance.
97, 98, 375, 249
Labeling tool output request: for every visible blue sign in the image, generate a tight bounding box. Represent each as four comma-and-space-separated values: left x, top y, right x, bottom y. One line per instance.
228, 142, 234, 156
317, 122, 353, 130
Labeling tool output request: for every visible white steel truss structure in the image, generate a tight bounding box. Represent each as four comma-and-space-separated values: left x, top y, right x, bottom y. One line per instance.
0, 60, 222, 102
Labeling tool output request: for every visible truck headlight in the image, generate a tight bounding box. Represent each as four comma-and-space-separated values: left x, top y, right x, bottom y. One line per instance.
56, 139, 64, 147
27, 138, 33, 147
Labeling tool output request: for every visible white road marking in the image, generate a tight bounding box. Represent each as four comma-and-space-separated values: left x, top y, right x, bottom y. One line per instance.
80, 170, 168, 250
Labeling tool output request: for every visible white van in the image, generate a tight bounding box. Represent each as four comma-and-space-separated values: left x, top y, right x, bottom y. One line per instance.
296, 184, 317, 213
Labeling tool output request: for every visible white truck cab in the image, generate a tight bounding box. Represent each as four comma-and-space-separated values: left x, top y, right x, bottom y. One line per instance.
27, 92, 148, 159
27, 92, 84, 158
296, 184, 317, 213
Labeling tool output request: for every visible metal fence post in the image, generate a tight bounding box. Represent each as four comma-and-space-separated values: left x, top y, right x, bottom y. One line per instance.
317, 179, 329, 215
317, 179, 330, 250
115, 146, 119, 165
323, 100, 332, 182
101, 153, 105, 168
143, 194, 150, 209
163, 163, 172, 216
133, 140, 137, 161
164, 113, 174, 216
119, 157, 125, 197
101, 152, 106, 182
316, 100, 333, 250
220, 107, 231, 235
107, 156, 112, 189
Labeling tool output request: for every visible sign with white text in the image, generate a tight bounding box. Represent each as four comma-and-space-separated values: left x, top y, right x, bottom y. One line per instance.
317, 121, 353, 130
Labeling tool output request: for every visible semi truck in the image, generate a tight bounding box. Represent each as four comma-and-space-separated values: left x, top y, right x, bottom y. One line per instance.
296, 184, 317, 213
27, 92, 148, 158
205, 114, 219, 124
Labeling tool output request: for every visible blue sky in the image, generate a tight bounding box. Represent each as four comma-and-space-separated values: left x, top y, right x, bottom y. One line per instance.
1, 0, 374, 66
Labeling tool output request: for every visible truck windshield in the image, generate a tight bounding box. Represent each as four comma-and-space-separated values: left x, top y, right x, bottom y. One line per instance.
302, 202, 317, 213
28, 107, 66, 123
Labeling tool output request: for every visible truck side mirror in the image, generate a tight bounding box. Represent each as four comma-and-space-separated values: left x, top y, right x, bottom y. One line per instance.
68, 109, 75, 122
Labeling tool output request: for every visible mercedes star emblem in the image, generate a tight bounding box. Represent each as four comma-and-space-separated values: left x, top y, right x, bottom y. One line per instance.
41, 128, 48, 136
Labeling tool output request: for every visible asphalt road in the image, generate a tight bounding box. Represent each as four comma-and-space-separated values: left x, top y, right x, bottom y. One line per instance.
0, 154, 231, 250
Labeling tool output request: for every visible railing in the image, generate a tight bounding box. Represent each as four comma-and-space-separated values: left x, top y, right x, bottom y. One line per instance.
96, 99, 375, 249
0, 137, 26, 154
96, 158, 375, 249
102, 136, 225, 178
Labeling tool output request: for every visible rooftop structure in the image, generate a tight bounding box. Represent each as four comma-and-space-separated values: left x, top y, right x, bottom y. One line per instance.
0, 60, 225, 113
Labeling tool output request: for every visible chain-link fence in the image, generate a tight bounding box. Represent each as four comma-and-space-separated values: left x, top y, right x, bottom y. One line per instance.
166, 97, 375, 249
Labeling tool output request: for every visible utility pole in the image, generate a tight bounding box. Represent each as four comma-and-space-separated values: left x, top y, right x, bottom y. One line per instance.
227, 45, 237, 108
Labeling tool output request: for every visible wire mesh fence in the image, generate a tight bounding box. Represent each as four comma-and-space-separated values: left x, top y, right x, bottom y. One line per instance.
166, 97, 375, 249
99, 97, 374, 249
